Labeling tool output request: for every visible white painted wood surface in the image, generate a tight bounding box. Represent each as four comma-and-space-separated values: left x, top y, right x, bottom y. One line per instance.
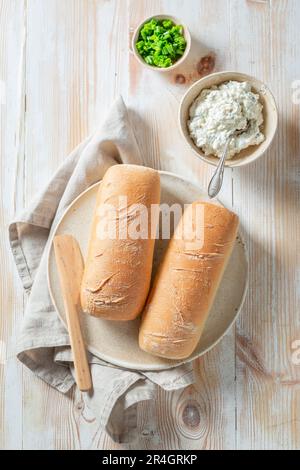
0, 0, 299, 450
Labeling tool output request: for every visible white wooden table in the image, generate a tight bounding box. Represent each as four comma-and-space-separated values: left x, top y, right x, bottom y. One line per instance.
1, 0, 299, 450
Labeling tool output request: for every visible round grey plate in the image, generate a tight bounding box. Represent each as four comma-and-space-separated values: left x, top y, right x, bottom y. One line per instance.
47, 171, 248, 371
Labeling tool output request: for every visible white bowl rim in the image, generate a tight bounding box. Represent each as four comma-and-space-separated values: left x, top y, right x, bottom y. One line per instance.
131, 14, 191, 73
178, 70, 279, 168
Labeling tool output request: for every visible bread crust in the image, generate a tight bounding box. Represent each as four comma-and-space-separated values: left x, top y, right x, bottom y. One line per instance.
139, 201, 239, 359
81, 164, 160, 320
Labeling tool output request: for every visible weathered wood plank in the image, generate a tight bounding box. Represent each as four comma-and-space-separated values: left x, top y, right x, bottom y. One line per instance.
22, 0, 128, 450
0, 0, 26, 450
230, 0, 300, 450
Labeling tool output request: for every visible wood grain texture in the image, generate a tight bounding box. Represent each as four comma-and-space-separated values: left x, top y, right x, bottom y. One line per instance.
0, 0, 299, 449
230, 0, 300, 450
0, 0, 26, 450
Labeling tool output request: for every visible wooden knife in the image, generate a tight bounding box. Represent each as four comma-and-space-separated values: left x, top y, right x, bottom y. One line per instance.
53, 234, 92, 392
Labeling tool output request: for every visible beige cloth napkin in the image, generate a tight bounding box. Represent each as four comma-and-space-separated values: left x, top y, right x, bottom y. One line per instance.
9, 96, 194, 443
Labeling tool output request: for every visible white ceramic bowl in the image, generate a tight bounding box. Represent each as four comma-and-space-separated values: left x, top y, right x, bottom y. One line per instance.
132, 15, 191, 72
179, 71, 278, 167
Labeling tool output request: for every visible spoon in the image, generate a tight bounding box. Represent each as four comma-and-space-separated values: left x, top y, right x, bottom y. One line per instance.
208, 122, 250, 198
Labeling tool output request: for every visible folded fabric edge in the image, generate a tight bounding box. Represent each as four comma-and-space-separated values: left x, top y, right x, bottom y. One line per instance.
148, 366, 195, 390
98, 375, 148, 426
17, 350, 74, 393
159, 369, 195, 391
15, 336, 71, 354
16, 336, 74, 393
106, 388, 156, 444
9, 222, 33, 291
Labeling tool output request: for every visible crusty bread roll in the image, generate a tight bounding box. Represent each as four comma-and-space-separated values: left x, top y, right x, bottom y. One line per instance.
139, 201, 239, 359
81, 164, 160, 320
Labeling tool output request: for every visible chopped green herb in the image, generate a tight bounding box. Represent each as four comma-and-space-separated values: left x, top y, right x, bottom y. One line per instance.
136, 18, 187, 68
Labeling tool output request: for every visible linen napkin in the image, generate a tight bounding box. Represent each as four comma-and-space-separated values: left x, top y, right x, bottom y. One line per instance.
9, 96, 194, 443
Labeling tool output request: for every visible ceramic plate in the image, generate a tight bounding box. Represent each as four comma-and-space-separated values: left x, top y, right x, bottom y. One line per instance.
47, 171, 248, 370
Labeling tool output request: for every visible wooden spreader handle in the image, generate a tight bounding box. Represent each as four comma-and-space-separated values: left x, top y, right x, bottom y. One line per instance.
53, 235, 92, 392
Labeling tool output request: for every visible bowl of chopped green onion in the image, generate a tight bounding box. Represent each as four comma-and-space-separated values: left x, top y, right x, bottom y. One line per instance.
132, 15, 191, 71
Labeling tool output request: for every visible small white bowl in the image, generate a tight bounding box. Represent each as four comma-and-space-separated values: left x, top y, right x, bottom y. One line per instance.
132, 15, 191, 72
179, 71, 278, 167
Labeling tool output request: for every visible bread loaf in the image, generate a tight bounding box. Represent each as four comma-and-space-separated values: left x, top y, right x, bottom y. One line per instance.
81, 164, 160, 320
139, 201, 239, 359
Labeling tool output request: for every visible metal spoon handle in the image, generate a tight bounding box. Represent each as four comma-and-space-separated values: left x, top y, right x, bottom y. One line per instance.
208, 137, 231, 198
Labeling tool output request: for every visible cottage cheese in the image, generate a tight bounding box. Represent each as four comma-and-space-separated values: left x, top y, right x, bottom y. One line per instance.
188, 81, 264, 159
